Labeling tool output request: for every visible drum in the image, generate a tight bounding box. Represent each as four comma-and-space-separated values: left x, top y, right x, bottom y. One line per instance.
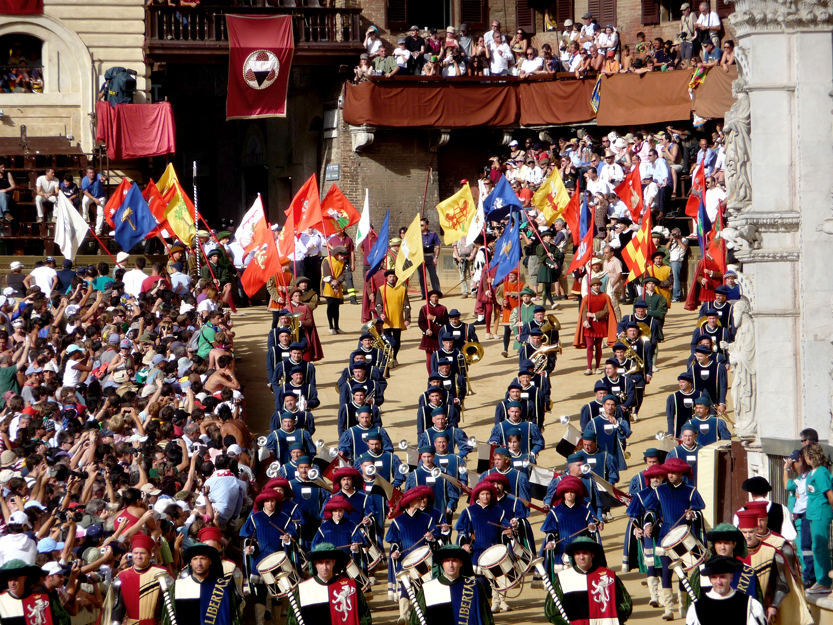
510, 540, 534, 573
345, 559, 371, 590
364, 541, 384, 570
477, 544, 524, 591
402, 545, 434, 583
257, 551, 301, 598
660, 525, 707, 572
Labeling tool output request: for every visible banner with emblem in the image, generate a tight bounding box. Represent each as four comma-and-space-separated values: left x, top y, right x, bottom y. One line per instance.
435, 183, 476, 244
395, 213, 424, 283
532, 166, 571, 225
226, 15, 294, 120
241, 208, 281, 297
622, 211, 655, 283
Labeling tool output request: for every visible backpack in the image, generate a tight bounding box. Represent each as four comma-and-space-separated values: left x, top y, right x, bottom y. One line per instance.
187, 327, 204, 352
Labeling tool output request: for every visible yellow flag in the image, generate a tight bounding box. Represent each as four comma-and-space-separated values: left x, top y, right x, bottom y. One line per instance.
533, 167, 572, 225
395, 213, 424, 283
436, 184, 476, 245
156, 163, 179, 196
155, 164, 197, 245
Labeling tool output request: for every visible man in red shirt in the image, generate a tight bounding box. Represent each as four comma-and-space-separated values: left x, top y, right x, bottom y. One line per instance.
511, 179, 533, 208
140, 262, 171, 294
327, 228, 357, 304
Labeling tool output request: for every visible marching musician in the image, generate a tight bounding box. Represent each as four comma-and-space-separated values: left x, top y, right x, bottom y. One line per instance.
621, 322, 653, 420
433, 432, 469, 486
286, 543, 372, 625
331, 467, 378, 535
416, 392, 459, 437
409, 545, 494, 625
488, 402, 544, 457
340, 353, 388, 397
521, 305, 559, 348
689, 345, 727, 412
599, 359, 636, 416
356, 441, 404, 530
513, 369, 547, 429
506, 429, 536, 475
274, 343, 317, 389
698, 285, 734, 336
686, 335, 726, 369
641, 458, 706, 620
666, 372, 704, 438
266, 412, 316, 464
690, 309, 731, 359
338, 389, 382, 437
543, 537, 632, 625
455, 482, 515, 613
686, 524, 762, 607
509, 287, 536, 351
417, 409, 471, 456
376, 270, 411, 367
585, 395, 631, 472
511, 358, 552, 411
418, 289, 449, 373
0, 560, 56, 625
434, 363, 466, 403
109, 534, 169, 625
546, 454, 604, 523
267, 327, 293, 408
480, 447, 531, 502
198, 526, 245, 597
519, 328, 555, 377
289, 457, 331, 550
577, 430, 620, 484
625, 464, 667, 602
667, 424, 703, 486
685, 556, 766, 625
581, 381, 617, 430
339, 407, 393, 461
385, 488, 440, 620
410, 485, 452, 543
618, 299, 662, 372
286, 285, 324, 361
163, 543, 241, 625
338, 361, 386, 407
312, 496, 366, 558
240, 489, 296, 625
280, 366, 320, 411
494, 385, 533, 426
684, 396, 731, 447
496, 269, 523, 358
405, 445, 458, 521
541, 477, 600, 574
264, 476, 304, 530
430, 332, 464, 377
442, 308, 479, 351
734, 477, 797, 541
278, 443, 306, 480
418, 376, 454, 410
269, 392, 316, 434
351, 333, 384, 370
572, 277, 619, 377
640, 276, 669, 330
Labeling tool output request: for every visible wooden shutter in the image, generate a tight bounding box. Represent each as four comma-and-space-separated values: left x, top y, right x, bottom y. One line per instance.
555, 0, 574, 25
516, 0, 536, 34
587, 0, 600, 20
641, 0, 659, 25
461, 0, 487, 32
599, 0, 616, 25
715, 0, 733, 18
387, 0, 408, 31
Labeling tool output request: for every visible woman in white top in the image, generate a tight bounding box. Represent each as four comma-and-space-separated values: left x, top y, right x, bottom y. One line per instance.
364, 26, 382, 59
62, 344, 91, 387
596, 25, 619, 54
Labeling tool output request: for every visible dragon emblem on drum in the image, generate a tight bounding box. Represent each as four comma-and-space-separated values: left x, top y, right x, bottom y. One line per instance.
332, 583, 356, 622
590, 572, 614, 612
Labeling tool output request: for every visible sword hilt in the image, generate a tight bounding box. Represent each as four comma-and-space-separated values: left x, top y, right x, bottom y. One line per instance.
533, 557, 569, 622
397, 572, 427, 625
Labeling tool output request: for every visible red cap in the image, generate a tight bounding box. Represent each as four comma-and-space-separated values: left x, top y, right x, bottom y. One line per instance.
469, 481, 497, 505
643, 465, 668, 479
130, 533, 156, 554
198, 526, 225, 545
399, 485, 434, 511
745, 500, 769, 518
332, 467, 363, 492
483, 472, 510, 488
265, 477, 292, 494
661, 458, 693, 477
552, 476, 588, 507
460, 179, 469, 186
736, 509, 759, 530
323, 495, 357, 519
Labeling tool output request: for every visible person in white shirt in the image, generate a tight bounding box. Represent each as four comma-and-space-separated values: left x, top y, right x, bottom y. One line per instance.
441, 49, 466, 77
519, 48, 544, 77
202, 455, 244, 524
567, 41, 583, 72
123, 256, 149, 298
35, 168, 59, 223
169, 262, 191, 296
488, 32, 514, 75
301, 227, 326, 296
24, 257, 58, 297
599, 151, 625, 185
0, 511, 37, 565
695, 2, 721, 47
394, 39, 411, 72
484, 20, 502, 47
596, 25, 618, 54
585, 167, 613, 197
525, 159, 544, 188
606, 193, 629, 219
704, 176, 727, 222
579, 13, 598, 50
364, 26, 383, 59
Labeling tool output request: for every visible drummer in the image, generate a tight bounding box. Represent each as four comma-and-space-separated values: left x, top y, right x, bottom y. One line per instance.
409, 545, 494, 625
625, 464, 668, 609
411, 485, 452, 544
405, 445, 458, 521
506, 429, 537, 476
331, 466, 378, 537
312, 496, 367, 573
541, 477, 599, 578
545, 454, 604, 523
289, 456, 331, 550
479, 448, 531, 503
485, 472, 535, 569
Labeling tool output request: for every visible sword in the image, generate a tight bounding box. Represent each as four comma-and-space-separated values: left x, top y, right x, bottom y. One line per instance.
669, 562, 698, 603
532, 557, 569, 622
276, 573, 306, 625
397, 571, 427, 625
157, 575, 179, 625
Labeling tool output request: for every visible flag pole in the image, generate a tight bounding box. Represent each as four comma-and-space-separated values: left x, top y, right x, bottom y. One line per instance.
87, 228, 120, 267
518, 206, 555, 262
192, 161, 200, 280
419, 165, 433, 299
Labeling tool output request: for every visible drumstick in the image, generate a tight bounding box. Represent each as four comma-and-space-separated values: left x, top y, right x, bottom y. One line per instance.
549, 525, 599, 547
397, 536, 428, 556
486, 521, 515, 530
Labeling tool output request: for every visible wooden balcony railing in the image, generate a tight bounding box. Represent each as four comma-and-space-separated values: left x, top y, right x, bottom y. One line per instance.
145, 5, 364, 61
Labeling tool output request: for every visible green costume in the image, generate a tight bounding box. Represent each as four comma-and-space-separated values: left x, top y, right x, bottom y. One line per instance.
805, 465, 833, 588
536, 242, 564, 283
512, 288, 537, 350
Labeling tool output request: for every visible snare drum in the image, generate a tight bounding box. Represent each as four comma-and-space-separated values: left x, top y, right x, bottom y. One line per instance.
257, 552, 301, 598
477, 544, 524, 591
364, 541, 384, 570
510, 540, 534, 573
345, 560, 371, 590
660, 525, 707, 572
402, 545, 434, 583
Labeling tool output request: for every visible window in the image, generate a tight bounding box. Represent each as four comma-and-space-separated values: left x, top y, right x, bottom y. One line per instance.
588, 0, 616, 26
387, 0, 463, 32
516, 0, 536, 34
0, 34, 44, 94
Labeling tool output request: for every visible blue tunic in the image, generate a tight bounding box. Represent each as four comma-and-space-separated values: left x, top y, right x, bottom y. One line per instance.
266, 427, 316, 464
279, 460, 300, 481
418, 426, 472, 456
405, 464, 459, 514
269, 409, 316, 434
416, 403, 460, 437
508, 452, 535, 476
586, 415, 631, 471
338, 424, 394, 460
240, 508, 297, 567
640, 481, 706, 540
488, 419, 545, 456
540, 502, 596, 559
479, 468, 531, 502
385, 508, 439, 594
289, 477, 331, 549
576, 448, 620, 484
313, 518, 365, 553
683, 416, 731, 447
667, 443, 703, 486
455, 502, 509, 563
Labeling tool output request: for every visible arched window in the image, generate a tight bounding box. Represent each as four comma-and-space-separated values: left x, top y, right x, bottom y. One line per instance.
0, 34, 44, 93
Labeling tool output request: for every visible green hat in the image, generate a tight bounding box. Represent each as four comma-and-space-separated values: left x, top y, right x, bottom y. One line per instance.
216, 231, 232, 241
706, 523, 747, 558
307, 542, 350, 574
564, 537, 607, 568
0, 559, 43, 583
432, 544, 474, 577
520, 287, 536, 297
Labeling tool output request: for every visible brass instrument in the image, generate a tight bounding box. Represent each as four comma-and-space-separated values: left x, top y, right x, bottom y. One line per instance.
637, 321, 651, 337
361, 319, 394, 377
461, 341, 484, 396
540, 314, 561, 344
286, 313, 302, 344
696, 316, 722, 328
530, 344, 561, 375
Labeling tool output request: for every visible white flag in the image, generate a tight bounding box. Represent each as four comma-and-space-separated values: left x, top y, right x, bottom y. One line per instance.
355, 188, 370, 246
54, 194, 89, 261
235, 194, 265, 252
465, 180, 486, 247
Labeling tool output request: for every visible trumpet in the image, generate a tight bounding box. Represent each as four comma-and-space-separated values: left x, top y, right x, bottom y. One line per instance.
364, 464, 377, 477
430, 467, 442, 479
308, 467, 320, 480
266, 461, 282, 478
399, 440, 417, 451
257, 436, 271, 462
580, 463, 592, 475
560, 415, 571, 425
306, 467, 333, 492
316, 439, 325, 450
398, 464, 410, 475
624, 451, 631, 460
467, 436, 478, 447
461, 341, 484, 396
656, 431, 673, 441
257, 436, 268, 447
329, 446, 339, 458
459, 465, 469, 476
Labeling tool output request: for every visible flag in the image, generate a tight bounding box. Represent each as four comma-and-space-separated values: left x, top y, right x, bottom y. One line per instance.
395, 213, 424, 283
355, 189, 371, 246
365, 209, 389, 281
566, 192, 595, 273
708, 207, 726, 275
482, 176, 521, 221
286, 175, 323, 233
236, 195, 266, 251
696, 195, 712, 254
562, 189, 581, 246
276, 207, 296, 259
532, 167, 571, 225
104, 178, 132, 229
622, 211, 656, 282
54, 194, 89, 261
0, 0, 43, 15
156, 163, 179, 196
143, 179, 170, 239
686, 162, 706, 218
436, 184, 476, 245
226, 15, 294, 120
464, 180, 486, 247
114, 183, 156, 252
320, 185, 360, 236
614, 167, 644, 223
241, 211, 281, 297
491, 211, 521, 287
590, 75, 602, 113
161, 181, 197, 246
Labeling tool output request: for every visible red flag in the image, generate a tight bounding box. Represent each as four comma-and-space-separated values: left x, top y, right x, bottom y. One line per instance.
622, 212, 656, 282
567, 226, 594, 274
562, 190, 581, 246
319, 185, 361, 237
104, 179, 132, 228
0, 0, 43, 15
287, 175, 323, 233
614, 168, 644, 222
226, 15, 294, 120
143, 178, 170, 239
686, 163, 706, 218
276, 205, 296, 260
241, 214, 281, 297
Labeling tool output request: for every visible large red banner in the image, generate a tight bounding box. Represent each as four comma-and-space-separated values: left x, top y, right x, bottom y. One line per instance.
226, 15, 294, 120
0, 0, 42, 14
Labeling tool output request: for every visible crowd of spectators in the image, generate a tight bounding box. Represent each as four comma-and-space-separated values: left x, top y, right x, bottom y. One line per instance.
353, 2, 736, 82
1, 42, 43, 94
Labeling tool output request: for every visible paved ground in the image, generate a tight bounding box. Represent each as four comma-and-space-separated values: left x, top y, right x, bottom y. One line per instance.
231, 290, 721, 624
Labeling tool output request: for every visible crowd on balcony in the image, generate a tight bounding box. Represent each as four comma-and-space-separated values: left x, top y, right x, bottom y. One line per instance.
353, 2, 735, 82
0, 42, 43, 94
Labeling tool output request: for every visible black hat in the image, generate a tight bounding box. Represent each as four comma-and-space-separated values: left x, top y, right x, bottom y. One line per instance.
384, 269, 396, 277
741, 476, 772, 495
701, 555, 744, 577
677, 372, 693, 382
184, 543, 223, 576
432, 545, 474, 577
448, 309, 461, 318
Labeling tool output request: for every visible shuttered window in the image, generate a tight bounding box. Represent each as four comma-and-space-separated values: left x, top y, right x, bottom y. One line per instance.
555, 0, 574, 26
516, 0, 536, 33
461, 0, 487, 32
715, 0, 733, 18
588, 0, 616, 26
641, 0, 659, 24
388, 0, 408, 31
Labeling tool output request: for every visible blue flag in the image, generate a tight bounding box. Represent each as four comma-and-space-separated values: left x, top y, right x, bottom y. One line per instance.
483, 175, 521, 221
114, 183, 156, 253
491, 210, 521, 287
696, 195, 711, 253
365, 209, 390, 281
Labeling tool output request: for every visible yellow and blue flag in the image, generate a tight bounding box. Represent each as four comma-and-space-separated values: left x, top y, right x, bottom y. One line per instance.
114, 183, 156, 252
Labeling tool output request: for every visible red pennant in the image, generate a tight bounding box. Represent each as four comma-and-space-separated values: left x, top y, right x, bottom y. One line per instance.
104, 179, 132, 229
287, 175, 323, 233
686, 163, 706, 218
319, 185, 361, 237
241, 214, 281, 297
614, 167, 644, 223
562, 190, 581, 246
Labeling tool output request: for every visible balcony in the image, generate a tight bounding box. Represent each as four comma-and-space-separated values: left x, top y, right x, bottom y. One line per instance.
144, 4, 364, 64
